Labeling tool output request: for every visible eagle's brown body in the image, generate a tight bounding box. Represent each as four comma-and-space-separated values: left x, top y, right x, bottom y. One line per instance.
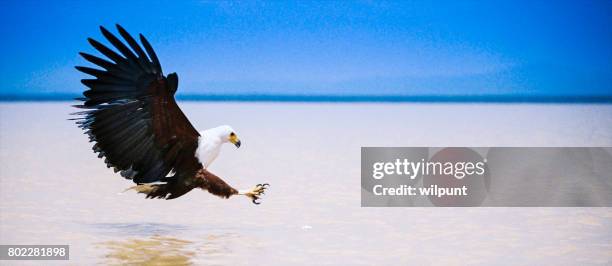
139, 169, 238, 200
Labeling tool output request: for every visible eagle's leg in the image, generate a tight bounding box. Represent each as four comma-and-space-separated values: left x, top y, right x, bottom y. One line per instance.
197, 169, 269, 204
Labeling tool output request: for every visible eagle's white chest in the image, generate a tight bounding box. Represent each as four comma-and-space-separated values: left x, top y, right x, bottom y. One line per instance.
196, 136, 223, 169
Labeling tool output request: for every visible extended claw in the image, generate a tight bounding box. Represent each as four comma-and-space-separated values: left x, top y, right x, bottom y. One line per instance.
246, 183, 269, 205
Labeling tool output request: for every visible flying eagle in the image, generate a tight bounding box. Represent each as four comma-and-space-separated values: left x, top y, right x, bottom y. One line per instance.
73, 25, 268, 204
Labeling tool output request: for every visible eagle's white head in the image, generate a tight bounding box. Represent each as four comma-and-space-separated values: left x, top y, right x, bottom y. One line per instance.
215, 125, 241, 148
196, 125, 241, 168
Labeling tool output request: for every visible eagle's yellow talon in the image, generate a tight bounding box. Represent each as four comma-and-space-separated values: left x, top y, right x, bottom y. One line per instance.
242, 183, 269, 204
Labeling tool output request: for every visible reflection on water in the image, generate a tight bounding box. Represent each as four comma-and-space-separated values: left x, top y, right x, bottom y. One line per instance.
100, 235, 195, 266
93, 223, 243, 265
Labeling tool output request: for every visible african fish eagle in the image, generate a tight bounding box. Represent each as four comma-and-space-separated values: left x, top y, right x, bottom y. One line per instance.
72, 24, 268, 204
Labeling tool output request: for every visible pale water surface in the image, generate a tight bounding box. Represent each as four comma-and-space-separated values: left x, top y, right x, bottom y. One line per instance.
1, 102, 611, 265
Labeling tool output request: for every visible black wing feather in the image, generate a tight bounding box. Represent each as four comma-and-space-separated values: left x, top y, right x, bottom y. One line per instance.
100, 26, 138, 62
74, 25, 200, 184
139, 34, 162, 74
116, 24, 153, 73
87, 38, 125, 63
79, 52, 114, 70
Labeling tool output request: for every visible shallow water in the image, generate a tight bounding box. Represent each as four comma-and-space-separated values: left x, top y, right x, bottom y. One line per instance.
1, 102, 611, 265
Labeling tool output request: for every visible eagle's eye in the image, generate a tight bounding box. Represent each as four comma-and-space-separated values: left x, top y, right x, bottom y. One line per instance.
230, 132, 236, 137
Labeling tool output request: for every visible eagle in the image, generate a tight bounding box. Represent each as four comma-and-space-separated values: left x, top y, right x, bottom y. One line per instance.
72, 24, 268, 204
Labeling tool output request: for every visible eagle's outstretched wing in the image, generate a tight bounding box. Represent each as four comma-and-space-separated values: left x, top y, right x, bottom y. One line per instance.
73, 24, 200, 185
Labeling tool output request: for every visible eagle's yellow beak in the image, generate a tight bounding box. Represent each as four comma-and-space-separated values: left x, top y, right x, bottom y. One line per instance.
229, 134, 241, 148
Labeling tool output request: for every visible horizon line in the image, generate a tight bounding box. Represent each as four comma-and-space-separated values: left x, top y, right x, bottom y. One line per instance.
1, 93, 611, 104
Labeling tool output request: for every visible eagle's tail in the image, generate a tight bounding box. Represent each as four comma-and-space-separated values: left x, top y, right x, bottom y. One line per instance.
123, 184, 166, 199
123, 183, 194, 200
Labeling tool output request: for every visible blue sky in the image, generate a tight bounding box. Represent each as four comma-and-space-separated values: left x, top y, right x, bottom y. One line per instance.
0, 0, 610, 96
